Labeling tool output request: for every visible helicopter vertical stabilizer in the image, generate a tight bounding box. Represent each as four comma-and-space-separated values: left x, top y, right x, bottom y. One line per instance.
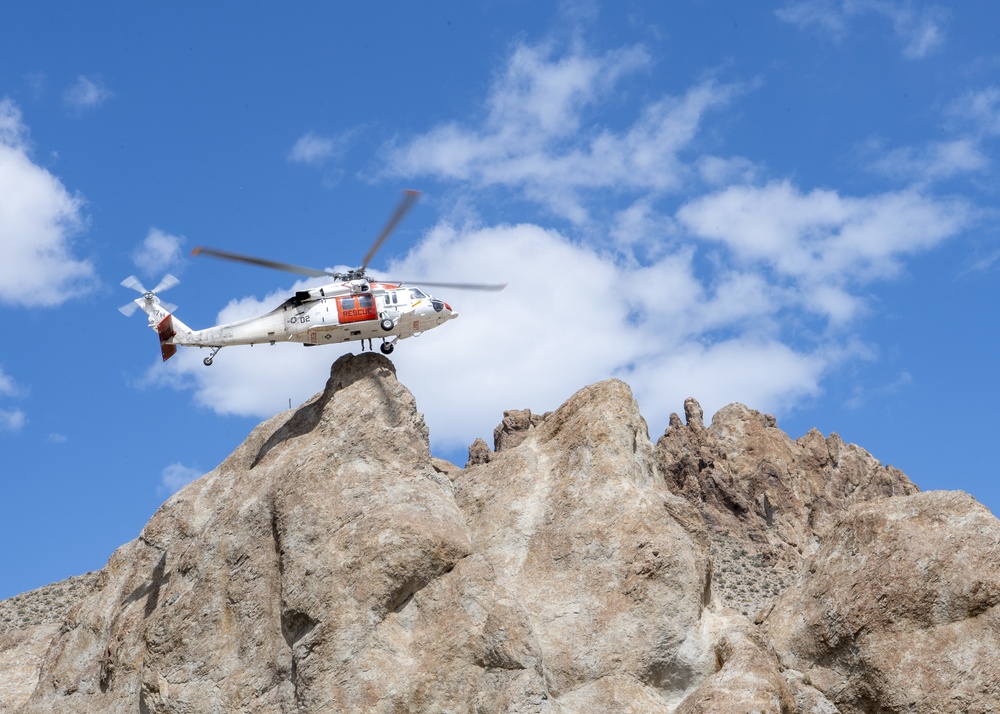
157, 315, 177, 361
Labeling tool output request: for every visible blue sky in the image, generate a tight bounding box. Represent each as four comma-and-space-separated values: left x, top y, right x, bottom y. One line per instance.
2, 1, 999, 599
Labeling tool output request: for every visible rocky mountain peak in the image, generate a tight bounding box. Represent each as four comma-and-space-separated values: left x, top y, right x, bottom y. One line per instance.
236, 352, 429, 473
657, 397, 919, 568
3, 367, 998, 713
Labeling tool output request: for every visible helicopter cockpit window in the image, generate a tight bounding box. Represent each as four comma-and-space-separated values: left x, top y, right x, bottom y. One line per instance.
409, 288, 428, 301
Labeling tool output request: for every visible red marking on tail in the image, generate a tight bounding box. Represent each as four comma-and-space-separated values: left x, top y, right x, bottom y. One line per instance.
157, 315, 177, 362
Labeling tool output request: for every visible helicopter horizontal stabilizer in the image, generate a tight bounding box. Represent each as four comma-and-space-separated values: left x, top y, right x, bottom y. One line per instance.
157, 315, 177, 362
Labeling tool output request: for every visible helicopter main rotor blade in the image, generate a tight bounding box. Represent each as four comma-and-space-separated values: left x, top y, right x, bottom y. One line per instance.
360, 189, 421, 272
381, 279, 507, 291
191, 247, 334, 278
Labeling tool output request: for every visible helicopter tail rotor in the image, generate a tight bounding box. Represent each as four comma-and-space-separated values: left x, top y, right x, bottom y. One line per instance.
120, 274, 189, 362
119, 274, 179, 316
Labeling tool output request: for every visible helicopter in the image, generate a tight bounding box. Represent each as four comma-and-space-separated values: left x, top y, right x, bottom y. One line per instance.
120, 190, 505, 365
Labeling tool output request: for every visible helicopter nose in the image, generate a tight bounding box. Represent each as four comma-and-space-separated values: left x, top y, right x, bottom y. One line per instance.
445, 302, 458, 319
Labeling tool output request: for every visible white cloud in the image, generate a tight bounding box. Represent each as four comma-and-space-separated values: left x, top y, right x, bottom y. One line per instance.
0, 99, 28, 145
0, 409, 26, 432
870, 138, 988, 183
0, 98, 95, 307
676, 181, 969, 321
948, 87, 1000, 137
159, 463, 203, 495
776, 0, 849, 37
0, 365, 19, 397
289, 131, 341, 165
0, 366, 26, 432
845, 369, 913, 409
886, 3, 947, 59
866, 86, 1000, 186
383, 39, 743, 222
288, 127, 363, 168
777, 1, 947, 59
386, 222, 831, 450
625, 338, 827, 427
62, 75, 113, 111
24, 72, 47, 101
132, 228, 185, 277
963, 247, 1000, 276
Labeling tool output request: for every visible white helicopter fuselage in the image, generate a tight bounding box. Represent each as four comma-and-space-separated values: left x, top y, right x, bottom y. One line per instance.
122, 191, 505, 364
132, 278, 458, 363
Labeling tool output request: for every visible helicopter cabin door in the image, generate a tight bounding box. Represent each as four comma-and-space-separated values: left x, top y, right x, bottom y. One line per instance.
337, 293, 378, 324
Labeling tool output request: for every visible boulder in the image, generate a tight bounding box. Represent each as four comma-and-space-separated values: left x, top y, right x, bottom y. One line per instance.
764, 490, 1000, 713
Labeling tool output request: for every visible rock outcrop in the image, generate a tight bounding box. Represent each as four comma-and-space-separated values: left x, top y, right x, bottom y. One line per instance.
764, 490, 1000, 713
456, 380, 712, 709
657, 398, 918, 569
2, 358, 998, 713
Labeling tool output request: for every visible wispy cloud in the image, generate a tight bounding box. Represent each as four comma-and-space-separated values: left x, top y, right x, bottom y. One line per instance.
159, 462, 203, 495
62, 75, 113, 112
0, 409, 25, 432
676, 180, 970, 293
869, 138, 988, 183
287, 129, 356, 166
23, 72, 46, 101
0, 366, 25, 433
0, 365, 20, 398
777, 1, 948, 59
948, 86, 1000, 137
383, 39, 744, 223
132, 228, 186, 277
865, 85, 1000, 185
845, 370, 913, 408
0, 98, 95, 307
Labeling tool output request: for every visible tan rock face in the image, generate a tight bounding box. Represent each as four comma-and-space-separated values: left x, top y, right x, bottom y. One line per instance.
657, 398, 919, 567
0, 625, 60, 713
6, 358, 999, 714
764, 490, 1000, 714
14, 357, 718, 713
22, 354, 533, 713
457, 380, 714, 706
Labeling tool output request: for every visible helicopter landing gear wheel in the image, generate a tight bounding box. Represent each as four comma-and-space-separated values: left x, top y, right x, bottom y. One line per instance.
380, 318, 394, 332
203, 346, 221, 366
380, 341, 395, 355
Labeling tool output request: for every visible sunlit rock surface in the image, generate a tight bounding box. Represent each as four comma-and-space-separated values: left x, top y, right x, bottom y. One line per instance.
3, 354, 998, 713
